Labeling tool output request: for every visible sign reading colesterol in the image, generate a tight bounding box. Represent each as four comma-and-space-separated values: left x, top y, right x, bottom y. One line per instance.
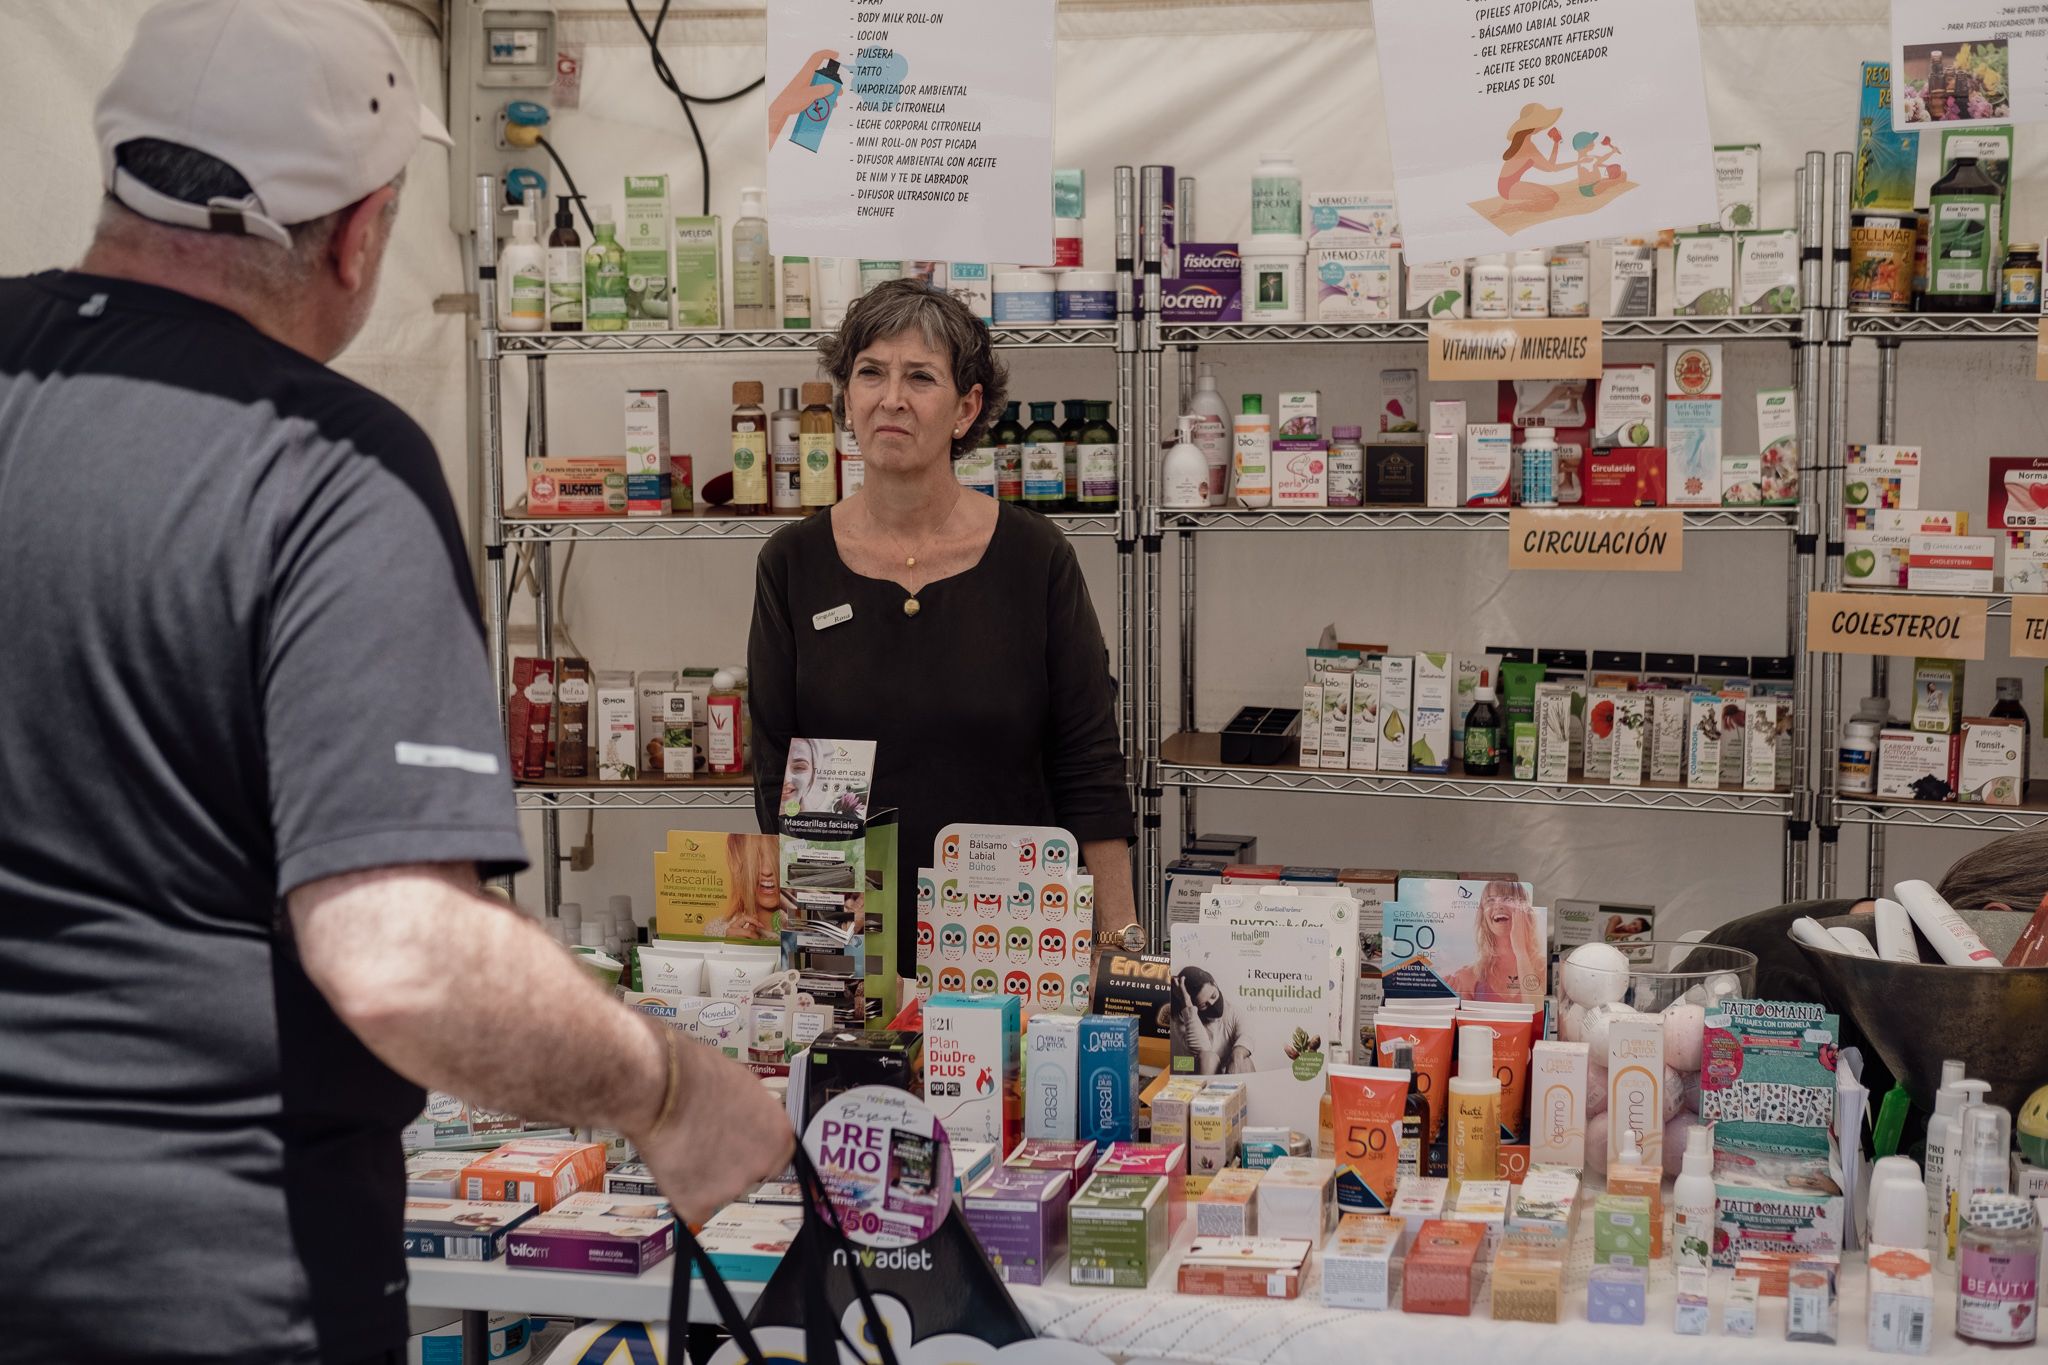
2010, 596, 2048, 659
1508, 509, 1682, 571
1429, 319, 1604, 380
1806, 591, 1989, 661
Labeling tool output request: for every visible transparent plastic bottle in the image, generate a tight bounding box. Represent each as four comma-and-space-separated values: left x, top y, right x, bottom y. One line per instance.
731, 187, 773, 328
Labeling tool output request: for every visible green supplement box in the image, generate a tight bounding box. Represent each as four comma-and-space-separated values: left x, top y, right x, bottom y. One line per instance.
1593, 1192, 1653, 1268
1512, 722, 1536, 781
1068, 1174, 1167, 1289
674, 216, 723, 329
622, 175, 672, 330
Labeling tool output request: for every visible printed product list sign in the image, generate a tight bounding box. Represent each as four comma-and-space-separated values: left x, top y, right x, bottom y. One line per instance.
1369, 0, 1719, 265
766, 0, 1054, 264
1892, 1, 2048, 130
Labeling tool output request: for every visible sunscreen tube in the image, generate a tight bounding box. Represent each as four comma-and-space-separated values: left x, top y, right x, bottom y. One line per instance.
1828, 926, 1880, 958
1329, 1064, 1411, 1213
1873, 899, 1920, 964
1894, 881, 2001, 966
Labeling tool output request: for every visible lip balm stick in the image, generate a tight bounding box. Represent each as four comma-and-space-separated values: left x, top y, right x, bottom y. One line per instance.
1894, 881, 2001, 967
1872, 899, 1920, 964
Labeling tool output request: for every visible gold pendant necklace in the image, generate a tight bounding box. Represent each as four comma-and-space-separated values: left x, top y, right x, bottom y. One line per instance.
874, 488, 960, 619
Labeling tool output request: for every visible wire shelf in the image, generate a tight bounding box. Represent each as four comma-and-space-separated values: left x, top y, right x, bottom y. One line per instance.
500, 326, 1115, 353
1844, 314, 2040, 341
499, 511, 1123, 542
1153, 507, 1795, 534
1160, 316, 1802, 347
1832, 798, 2048, 831
514, 779, 753, 811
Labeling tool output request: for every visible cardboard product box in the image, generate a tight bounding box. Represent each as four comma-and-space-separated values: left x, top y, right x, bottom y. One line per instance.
1876, 728, 1956, 801
1190, 1084, 1248, 1175
553, 657, 591, 778
461, 1139, 608, 1211
963, 1167, 1071, 1286
1094, 1142, 1189, 1237
1845, 509, 1967, 589
1449, 1179, 1511, 1262
1068, 1174, 1169, 1288
1322, 1213, 1402, 1309
1161, 242, 1244, 324
1077, 1017, 1140, 1147
1349, 669, 1382, 771
1402, 1220, 1484, 1316
1584, 686, 1625, 779
1593, 1192, 1654, 1267
1307, 191, 1399, 246
1865, 1243, 1935, 1354
593, 671, 638, 782
1299, 682, 1323, 771
1309, 245, 1398, 322
1320, 677, 1351, 769
1378, 656, 1414, 773
633, 670, 677, 779
1278, 391, 1322, 439
694, 1202, 800, 1281
1665, 345, 1723, 506
1404, 259, 1467, 319
1025, 1013, 1083, 1141
1535, 684, 1574, 784
603, 1162, 661, 1199
925, 994, 1021, 1152
1365, 443, 1426, 506
1411, 652, 1453, 774
1594, 364, 1658, 448
1426, 432, 1459, 508
622, 175, 673, 330
1958, 717, 2026, 805
1609, 693, 1647, 786
1582, 447, 1667, 507
1686, 693, 1722, 789
402, 1199, 539, 1261
1273, 439, 1329, 508
1466, 424, 1513, 508
1164, 857, 1228, 926
1379, 370, 1421, 438
1738, 230, 1800, 314
1594, 240, 1657, 319
1907, 535, 1996, 594
1492, 1239, 1567, 1324
1744, 698, 1782, 792
405, 1153, 465, 1199
1672, 232, 1735, 315
1391, 1175, 1449, 1251
1176, 1238, 1312, 1299
1713, 145, 1763, 229
1911, 658, 1965, 734
1845, 445, 1923, 529
1007, 1139, 1098, 1180
507, 657, 555, 781
1256, 1157, 1336, 1244
504, 1191, 677, 1276
622, 389, 672, 514
1587, 1263, 1649, 1326
1196, 1167, 1262, 1237
1148, 1078, 1204, 1155
672, 216, 721, 327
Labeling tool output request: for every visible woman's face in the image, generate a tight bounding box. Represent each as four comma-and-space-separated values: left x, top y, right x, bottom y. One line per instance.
1481, 896, 1521, 939
781, 742, 815, 803
1196, 983, 1220, 1010
845, 330, 982, 478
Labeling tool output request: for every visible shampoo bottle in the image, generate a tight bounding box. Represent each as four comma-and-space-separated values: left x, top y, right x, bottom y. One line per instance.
1161, 417, 1209, 509
1188, 366, 1232, 508
500, 205, 545, 332
1672, 1123, 1716, 1270
731, 187, 773, 328
583, 202, 628, 333
729, 380, 769, 516
546, 196, 584, 332
769, 386, 803, 514
1231, 394, 1272, 508
1447, 1024, 1501, 1198
798, 382, 837, 513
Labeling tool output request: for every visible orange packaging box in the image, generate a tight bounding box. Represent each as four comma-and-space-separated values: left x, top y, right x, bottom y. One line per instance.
460, 1138, 608, 1211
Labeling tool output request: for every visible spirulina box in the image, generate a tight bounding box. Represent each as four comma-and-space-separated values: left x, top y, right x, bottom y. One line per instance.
1068, 1173, 1169, 1288
622, 175, 672, 329
1078, 1014, 1139, 1147
926, 993, 1021, 1153
672, 216, 721, 328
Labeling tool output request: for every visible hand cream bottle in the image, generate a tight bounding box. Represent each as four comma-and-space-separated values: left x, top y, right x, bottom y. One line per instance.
1447, 1024, 1500, 1199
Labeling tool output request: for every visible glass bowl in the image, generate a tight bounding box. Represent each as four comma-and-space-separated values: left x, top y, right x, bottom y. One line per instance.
1558, 940, 1758, 1015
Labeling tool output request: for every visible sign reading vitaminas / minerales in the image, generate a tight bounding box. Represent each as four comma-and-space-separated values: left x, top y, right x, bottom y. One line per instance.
766, 0, 1054, 264
1806, 591, 1990, 661
1368, 0, 1718, 264
1429, 319, 1603, 381
1508, 509, 1683, 572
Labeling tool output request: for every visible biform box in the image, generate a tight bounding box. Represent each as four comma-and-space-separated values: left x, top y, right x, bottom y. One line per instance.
504, 1192, 678, 1276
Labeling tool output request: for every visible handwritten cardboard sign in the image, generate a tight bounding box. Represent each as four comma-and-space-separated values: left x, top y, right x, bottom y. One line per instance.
1806, 591, 1989, 661
1429, 319, 1604, 381
1508, 509, 1683, 572
2010, 596, 2048, 659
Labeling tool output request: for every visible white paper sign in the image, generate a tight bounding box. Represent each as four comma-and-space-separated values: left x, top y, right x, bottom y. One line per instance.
1891, 1, 2048, 129
766, 0, 1054, 264
1369, 0, 1719, 265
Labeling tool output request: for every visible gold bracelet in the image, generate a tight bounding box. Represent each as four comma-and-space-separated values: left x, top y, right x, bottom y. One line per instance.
648, 1022, 682, 1136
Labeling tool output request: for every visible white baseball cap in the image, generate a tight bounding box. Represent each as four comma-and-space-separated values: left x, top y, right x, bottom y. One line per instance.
94, 0, 454, 248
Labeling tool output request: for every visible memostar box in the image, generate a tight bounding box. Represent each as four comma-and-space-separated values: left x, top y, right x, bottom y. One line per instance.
925, 993, 1021, 1152
1025, 1014, 1082, 1141
403, 1199, 539, 1261
461, 1139, 607, 1211
1077, 1014, 1139, 1147
1069, 1174, 1168, 1288
963, 1167, 1071, 1286
504, 1192, 678, 1276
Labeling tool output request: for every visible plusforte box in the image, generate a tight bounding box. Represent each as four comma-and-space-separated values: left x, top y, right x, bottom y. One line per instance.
403, 1199, 539, 1261
504, 1192, 678, 1276
1025, 1013, 1082, 1141
1078, 1015, 1139, 1147
925, 993, 1021, 1153
963, 1167, 1072, 1286
1068, 1173, 1169, 1288
1161, 242, 1244, 323
460, 1139, 608, 1211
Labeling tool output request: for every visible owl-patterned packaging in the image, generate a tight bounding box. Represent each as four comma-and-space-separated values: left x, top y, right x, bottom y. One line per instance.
914, 873, 1094, 1017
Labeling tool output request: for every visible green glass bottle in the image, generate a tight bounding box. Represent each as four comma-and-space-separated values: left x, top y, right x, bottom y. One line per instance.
1060, 398, 1087, 504
1076, 400, 1119, 511
582, 202, 627, 333
1022, 402, 1066, 511
992, 400, 1025, 504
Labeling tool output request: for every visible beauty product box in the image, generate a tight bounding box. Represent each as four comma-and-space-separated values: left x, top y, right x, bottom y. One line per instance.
1308, 191, 1399, 246
1876, 728, 1956, 800
1349, 669, 1381, 770
1739, 230, 1800, 314
1196, 1167, 1263, 1237
672, 216, 722, 327
1594, 363, 1658, 448
693, 1202, 798, 1281
1744, 698, 1781, 792
1714, 1182, 1846, 1269
1407, 651, 1453, 774
1007, 1138, 1098, 1180
1273, 439, 1329, 508
507, 657, 554, 781
622, 175, 673, 330
1095, 1143, 1189, 1237
622, 389, 672, 514
1527, 1041, 1589, 1168
1510, 1167, 1581, 1240
1584, 687, 1624, 778
963, 1167, 1071, 1286
1256, 1157, 1335, 1244
1911, 658, 1965, 734
1177, 1238, 1312, 1299
1025, 1013, 1082, 1141
461, 1140, 607, 1211
1665, 345, 1723, 505
1494, 1237, 1569, 1324
1391, 1175, 1448, 1251
1404, 259, 1466, 319
1593, 1193, 1654, 1267
1466, 424, 1513, 507
1907, 535, 1996, 594
1364, 442, 1425, 506
1078, 1016, 1139, 1147
1322, 1213, 1402, 1309
1190, 1084, 1248, 1175
1788, 1257, 1841, 1344
1378, 369, 1421, 437
1608, 693, 1647, 785
1534, 684, 1573, 783
1068, 1174, 1168, 1288
403, 1198, 540, 1261
1672, 232, 1735, 315
1686, 693, 1722, 788
1298, 683, 1323, 770
1714, 144, 1763, 229
593, 671, 638, 782
1309, 246, 1398, 322
1449, 1180, 1510, 1262
1402, 1220, 1484, 1316
1378, 656, 1413, 774
1277, 391, 1321, 439
1959, 717, 2025, 805
1320, 677, 1352, 769
1605, 1014, 1667, 1168
504, 1192, 677, 1276
1587, 1262, 1649, 1326
1426, 432, 1459, 509
1865, 1244, 1935, 1354
551, 657, 591, 779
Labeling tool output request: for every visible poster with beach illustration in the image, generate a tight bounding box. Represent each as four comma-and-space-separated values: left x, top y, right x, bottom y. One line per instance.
1369, 0, 1717, 265
1890, 1, 2048, 131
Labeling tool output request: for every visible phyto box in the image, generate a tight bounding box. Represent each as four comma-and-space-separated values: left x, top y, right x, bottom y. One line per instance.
1068, 1174, 1168, 1288
403, 1199, 538, 1260
1911, 658, 1965, 734
1176, 1237, 1312, 1299
1322, 1212, 1403, 1309
963, 1167, 1071, 1286
1025, 1013, 1082, 1141
1411, 652, 1453, 774
1404, 259, 1467, 319
461, 1139, 607, 1211
1095, 1142, 1189, 1237
926, 993, 1021, 1152
504, 1192, 677, 1276
1078, 1015, 1139, 1148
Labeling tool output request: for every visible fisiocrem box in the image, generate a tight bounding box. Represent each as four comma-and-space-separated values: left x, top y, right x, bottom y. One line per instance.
460, 1139, 608, 1211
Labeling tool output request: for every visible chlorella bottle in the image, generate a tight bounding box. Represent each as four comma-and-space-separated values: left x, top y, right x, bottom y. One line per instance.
1463, 684, 1502, 776
582, 202, 627, 333
729, 381, 769, 515
993, 400, 1025, 504
798, 382, 837, 513
1060, 398, 1087, 503
1023, 402, 1066, 512
1076, 400, 1119, 512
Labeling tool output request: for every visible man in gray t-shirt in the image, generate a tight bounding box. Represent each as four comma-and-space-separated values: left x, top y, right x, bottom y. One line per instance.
0, 4, 789, 1362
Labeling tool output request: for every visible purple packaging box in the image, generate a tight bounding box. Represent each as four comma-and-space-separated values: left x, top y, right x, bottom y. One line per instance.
1162, 242, 1243, 323
1006, 1138, 1098, 1183
964, 1167, 1072, 1286
504, 1192, 678, 1276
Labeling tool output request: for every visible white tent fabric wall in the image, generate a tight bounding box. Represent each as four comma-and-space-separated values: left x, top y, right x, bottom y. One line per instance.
6, 0, 2045, 930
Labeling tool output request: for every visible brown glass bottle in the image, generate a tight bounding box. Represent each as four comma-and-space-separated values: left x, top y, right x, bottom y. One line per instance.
730, 381, 769, 515
1385, 1039, 1436, 1179
798, 381, 838, 515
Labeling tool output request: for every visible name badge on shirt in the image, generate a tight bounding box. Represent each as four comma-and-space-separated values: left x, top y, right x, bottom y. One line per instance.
812, 603, 854, 631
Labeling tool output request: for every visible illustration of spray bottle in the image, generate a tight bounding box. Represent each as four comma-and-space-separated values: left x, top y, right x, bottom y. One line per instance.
788, 57, 844, 153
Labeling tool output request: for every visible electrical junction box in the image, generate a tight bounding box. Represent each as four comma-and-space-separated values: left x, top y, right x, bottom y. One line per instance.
478, 8, 557, 89
448, 2, 559, 233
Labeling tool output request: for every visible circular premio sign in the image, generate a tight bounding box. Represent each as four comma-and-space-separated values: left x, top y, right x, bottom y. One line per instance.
803, 1086, 955, 1248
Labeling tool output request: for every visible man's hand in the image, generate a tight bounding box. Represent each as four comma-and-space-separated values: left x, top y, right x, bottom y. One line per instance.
632, 1032, 796, 1225
768, 49, 841, 143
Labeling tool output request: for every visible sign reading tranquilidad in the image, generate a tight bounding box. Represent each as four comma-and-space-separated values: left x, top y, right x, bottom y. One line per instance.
1429, 319, 1603, 380
1508, 510, 1683, 572
1891, 0, 2048, 130
1369, 0, 1719, 265
1806, 591, 1990, 661
766, 0, 1054, 264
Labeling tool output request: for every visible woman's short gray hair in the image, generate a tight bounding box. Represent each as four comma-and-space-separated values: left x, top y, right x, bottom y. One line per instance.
1937, 827, 2048, 911
817, 277, 1009, 458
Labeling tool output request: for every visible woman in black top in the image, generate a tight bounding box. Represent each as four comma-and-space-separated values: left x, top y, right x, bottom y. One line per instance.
749, 280, 1136, 973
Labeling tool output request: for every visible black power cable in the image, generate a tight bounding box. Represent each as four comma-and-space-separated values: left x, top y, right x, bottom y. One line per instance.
534, 135, 597, 239
623, 0, 766, 216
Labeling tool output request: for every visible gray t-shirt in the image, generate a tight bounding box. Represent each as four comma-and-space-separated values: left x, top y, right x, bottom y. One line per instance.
0, 272, 527, 1364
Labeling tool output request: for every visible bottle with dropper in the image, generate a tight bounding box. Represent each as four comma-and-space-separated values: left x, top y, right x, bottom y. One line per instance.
546, 196, 584, 332
1446, 1024, 1500, 1197
1384, 1038, 1434, 1179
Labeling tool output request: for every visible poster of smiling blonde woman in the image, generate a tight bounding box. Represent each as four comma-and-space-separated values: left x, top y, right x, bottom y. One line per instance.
1381, 878, 1549, 1007
1369, 0, 1718, 265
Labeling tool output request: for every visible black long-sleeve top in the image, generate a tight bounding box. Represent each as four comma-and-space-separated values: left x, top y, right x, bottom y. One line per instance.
749, 503, 1134, 974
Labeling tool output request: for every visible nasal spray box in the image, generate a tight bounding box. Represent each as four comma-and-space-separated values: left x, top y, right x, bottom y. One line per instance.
1078, 1015, 1140, 1147
1026, 1013, 1082, 1141
622, 175, 673, 330
925, 994, 1021, 1153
